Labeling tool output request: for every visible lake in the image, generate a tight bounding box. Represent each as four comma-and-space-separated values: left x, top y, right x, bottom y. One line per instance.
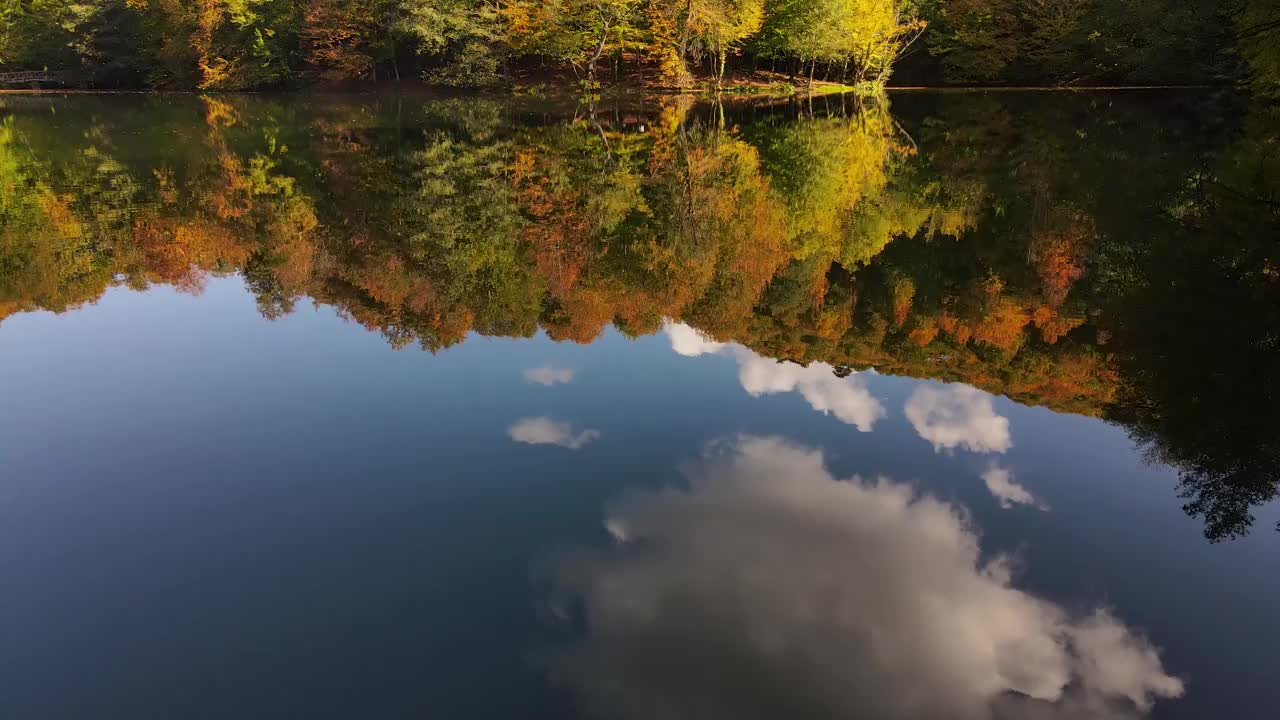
1, 90, 1277, 719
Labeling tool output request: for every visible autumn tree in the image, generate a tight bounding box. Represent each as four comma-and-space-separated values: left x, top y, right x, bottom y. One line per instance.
642, 0, 764, 86
642, 0, 690, 84
304, 0, 401, 81
656, 126, 791, 334
505, 0, 644, 84
187, 0, 305, 89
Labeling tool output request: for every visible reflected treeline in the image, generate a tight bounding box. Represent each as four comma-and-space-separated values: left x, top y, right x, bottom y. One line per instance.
1, 92, 1275, 540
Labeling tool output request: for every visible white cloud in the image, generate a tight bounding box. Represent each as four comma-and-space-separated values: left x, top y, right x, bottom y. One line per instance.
663, 322, 885, 432
545, 436, 1183, 720
905, 384, 1012, 453
982, 465, 1049, 511
508, 417, 600, 449
523, 366, 576, 386
664, 321, 726, 357
736, 352, 885, 432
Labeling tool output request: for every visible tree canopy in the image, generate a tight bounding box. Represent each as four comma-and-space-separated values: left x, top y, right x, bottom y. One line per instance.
0, 0, 1271, 90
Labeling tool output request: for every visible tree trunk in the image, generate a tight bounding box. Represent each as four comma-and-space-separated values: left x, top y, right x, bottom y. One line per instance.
677, 0, 694, 82
589, 99, 612, 161
390, 33, 400, 83
588, 21, 610, 85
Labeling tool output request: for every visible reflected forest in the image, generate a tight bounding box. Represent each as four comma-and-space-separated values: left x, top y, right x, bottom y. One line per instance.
1, 92, 1277, 541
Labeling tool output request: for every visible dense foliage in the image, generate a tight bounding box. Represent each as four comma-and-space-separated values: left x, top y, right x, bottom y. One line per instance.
2, 92, 1275, 539
0, 0, 1274, 90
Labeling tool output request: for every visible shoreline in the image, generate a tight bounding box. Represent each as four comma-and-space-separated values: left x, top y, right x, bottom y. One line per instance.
0, 84, 1228, 97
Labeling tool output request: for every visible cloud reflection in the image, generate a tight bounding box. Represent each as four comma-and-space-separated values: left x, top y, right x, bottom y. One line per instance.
508, 417, 600, 449
905, 384, 1012, 453
664, 322, 885, 432
665, 322, 727, 357
524, 366, 576, 385
545, 436, 1183, 720
983, 464, 1049, 511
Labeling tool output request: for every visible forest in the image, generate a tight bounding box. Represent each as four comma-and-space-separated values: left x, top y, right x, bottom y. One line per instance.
0, 0, 1277, 92
1, 91, 1276, 540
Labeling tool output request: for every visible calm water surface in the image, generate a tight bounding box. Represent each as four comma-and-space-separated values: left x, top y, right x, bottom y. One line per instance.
1, 91, 1277, 719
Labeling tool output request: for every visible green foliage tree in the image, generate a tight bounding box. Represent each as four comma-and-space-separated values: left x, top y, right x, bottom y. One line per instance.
399, 0, 505, 86
690, 0, 766, 85
756, 0, 924, 84
0, 0, 88, 71
1236, 0, 1280, 95
926, 0, 1234, 85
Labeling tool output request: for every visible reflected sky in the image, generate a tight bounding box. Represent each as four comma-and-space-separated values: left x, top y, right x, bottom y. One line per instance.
0, 277, 1275, 719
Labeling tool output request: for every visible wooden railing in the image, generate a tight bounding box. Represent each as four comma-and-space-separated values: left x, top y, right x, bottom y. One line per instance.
0, 71, 65, 87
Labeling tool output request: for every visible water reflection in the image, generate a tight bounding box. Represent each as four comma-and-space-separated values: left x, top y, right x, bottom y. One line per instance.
544, 436, 1184, 720
982, 464, 1050, 512
509, 417, 602, 450
665, 322, 885, 432
0, 91, 1276, 539
905, 384, 1012, 454
524, 366, 577, 386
